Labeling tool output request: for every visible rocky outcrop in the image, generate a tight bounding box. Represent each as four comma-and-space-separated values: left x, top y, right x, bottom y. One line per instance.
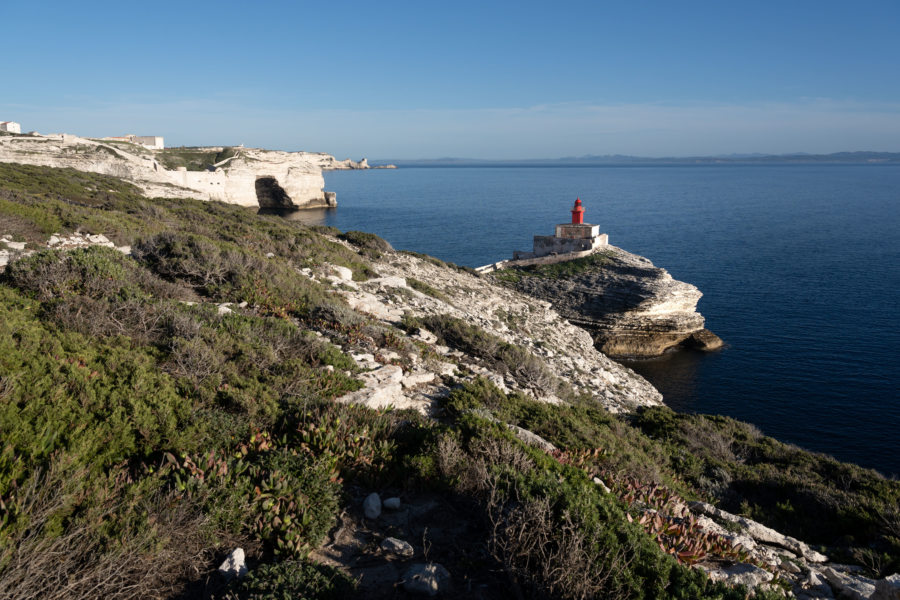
0, 133, 345, 209
319, 249, 662, 414
494, 246, 722, 358
683, 500, 900, 599
316, 155, 369, 170
691, 501, 827, 564
314, 155, 396, 170
2, 232, 132, 271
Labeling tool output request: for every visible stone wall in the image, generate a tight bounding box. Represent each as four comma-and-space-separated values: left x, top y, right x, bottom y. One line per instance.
513, 233, 609, 261
555, 223, 600, 239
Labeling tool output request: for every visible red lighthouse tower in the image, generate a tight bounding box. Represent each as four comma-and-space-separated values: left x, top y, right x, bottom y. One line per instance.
510, 196, 608, 261
571, 197, 585, 224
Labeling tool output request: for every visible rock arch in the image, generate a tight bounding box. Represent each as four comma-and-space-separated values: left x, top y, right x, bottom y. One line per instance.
254, 176, 294, 209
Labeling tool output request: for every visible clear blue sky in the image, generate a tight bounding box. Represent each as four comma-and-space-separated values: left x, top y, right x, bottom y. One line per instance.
2, 0, 899, 158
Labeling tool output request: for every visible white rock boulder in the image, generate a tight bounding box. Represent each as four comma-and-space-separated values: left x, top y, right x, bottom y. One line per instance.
218, 547, 247, 581
363, 492, 382, 520
381, 537, 414, 558
402, 563, 451, 596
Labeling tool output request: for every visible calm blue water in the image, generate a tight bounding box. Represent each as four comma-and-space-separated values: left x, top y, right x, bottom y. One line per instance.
302, 165, 899, 476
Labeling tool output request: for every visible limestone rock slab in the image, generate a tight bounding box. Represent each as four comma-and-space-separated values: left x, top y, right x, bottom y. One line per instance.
705, 562, 774, 588
874, 573, 900, 600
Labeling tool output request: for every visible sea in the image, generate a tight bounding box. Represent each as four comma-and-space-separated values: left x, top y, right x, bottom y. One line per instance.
280, 164, 900, 476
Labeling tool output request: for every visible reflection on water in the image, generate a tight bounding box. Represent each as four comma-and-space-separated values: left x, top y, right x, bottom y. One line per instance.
257, 207, 336, 226
620, 348, 708, 412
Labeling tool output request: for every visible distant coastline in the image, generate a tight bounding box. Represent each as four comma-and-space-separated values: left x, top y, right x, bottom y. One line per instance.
372, 150, 900, 168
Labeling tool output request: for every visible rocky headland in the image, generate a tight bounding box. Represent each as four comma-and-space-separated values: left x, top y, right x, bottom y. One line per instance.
328, 248, 664, 414
491, 246, 723, 358
0, 132, 382, 210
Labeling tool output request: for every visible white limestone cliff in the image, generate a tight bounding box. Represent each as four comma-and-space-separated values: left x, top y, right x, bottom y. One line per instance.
0, 133, 370, 209
494, 246, 724, 358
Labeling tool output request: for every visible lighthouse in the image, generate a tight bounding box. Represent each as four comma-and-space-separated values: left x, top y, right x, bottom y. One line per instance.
511, 197, 609, 261
571, 197, 585, 224
555, 197, 600, 240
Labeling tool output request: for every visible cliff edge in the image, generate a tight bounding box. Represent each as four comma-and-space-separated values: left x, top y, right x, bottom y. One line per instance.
491, 246, 723, 358
0, 133, 372, 209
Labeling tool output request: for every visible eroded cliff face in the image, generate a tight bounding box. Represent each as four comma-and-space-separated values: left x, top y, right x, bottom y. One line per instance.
166, 147, 330, 208
0, 134, 354, 208
493, 246, 722, 358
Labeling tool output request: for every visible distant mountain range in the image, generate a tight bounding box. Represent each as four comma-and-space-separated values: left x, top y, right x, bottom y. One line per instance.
372, 151, 900, 168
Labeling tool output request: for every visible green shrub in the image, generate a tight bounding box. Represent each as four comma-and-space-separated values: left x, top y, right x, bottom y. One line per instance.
252, 451, 339, 558
0, 194, 63, 235
291, 401, 397, 486
339, 230, 393, 257
167, 402, 402, 558
231, 559, 356, 600
407, 314, 563, 397
445, 378, 676, 489
5, 246, 183, 302
132, 231, 336, 316
0, 287, 192, 483
435, 413, 756, 600
405, 276, 448, 301
0, 162, 145, 206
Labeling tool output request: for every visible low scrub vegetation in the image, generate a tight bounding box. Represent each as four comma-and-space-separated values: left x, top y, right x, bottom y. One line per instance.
633, 406, 900, 575
156, 147, 238, 171
405, 276, 449, 301
0, 162, 896, 597
0, 164, 395, 597
490, 250, 616, 286
338, 230, 393, 258
423, 381, 782, 600
403, 313, 567, 398
228, 560, 356, 599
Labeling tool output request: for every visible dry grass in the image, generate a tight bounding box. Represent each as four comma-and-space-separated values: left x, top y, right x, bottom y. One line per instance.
487, 495, 632, 600
435, 432, 632, 600
0, 461, 240, 600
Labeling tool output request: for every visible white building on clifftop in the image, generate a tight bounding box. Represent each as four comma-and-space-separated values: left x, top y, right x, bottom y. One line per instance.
513, 198, 609, 260
102, 134, 164, 150
0, 121, 21, 134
